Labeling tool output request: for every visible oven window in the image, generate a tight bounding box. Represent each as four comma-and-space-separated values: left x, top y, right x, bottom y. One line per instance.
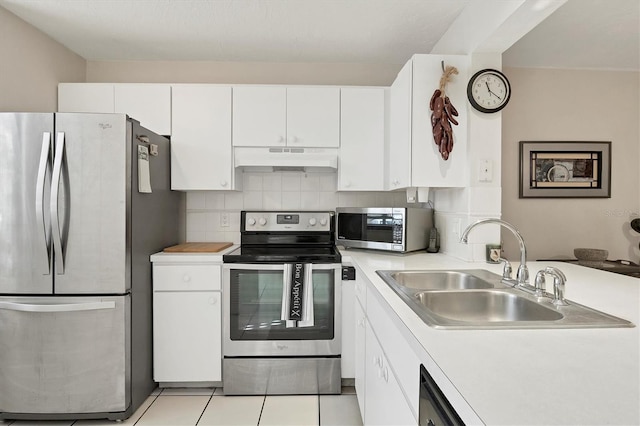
229, 269, 335, 341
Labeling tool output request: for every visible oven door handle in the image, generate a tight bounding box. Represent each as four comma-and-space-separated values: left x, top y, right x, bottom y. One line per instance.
222, 263, 342, 271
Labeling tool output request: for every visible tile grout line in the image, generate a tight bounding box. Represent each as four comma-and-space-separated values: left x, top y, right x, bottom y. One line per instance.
256, 394, 267, 426
133, 391, 162, 426
194, 392, 215, 426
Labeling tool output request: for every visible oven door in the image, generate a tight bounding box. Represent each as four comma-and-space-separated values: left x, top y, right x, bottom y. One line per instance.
223, 263, 341, 357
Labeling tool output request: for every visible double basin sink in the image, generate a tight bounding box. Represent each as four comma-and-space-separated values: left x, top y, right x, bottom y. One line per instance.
376, 269, 634, 329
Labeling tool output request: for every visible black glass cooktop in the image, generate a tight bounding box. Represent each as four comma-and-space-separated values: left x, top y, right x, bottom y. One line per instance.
223, 245, 341, 264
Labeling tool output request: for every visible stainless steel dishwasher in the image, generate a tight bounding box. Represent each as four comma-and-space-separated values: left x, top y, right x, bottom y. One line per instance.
419, 364, 464, 426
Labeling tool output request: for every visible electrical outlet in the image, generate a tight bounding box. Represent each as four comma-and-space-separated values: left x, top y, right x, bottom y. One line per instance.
220, 212, 230, 228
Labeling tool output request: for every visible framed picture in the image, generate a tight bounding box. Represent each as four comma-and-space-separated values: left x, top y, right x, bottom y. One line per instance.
519, 141, 611, 198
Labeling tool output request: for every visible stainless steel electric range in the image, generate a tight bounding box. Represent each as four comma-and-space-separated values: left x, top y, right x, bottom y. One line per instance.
222, 211, 342, 395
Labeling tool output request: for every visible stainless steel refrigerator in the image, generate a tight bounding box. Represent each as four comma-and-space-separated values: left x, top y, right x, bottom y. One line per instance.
0, 113, 180, 421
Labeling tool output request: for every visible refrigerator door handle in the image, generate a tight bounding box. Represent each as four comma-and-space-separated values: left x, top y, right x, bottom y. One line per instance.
36, 132, 52, 275
0, 300, 116, 313
51, 131, 66, 274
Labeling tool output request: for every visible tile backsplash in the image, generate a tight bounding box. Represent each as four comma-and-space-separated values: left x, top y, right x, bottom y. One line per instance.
185, 171, 409, 243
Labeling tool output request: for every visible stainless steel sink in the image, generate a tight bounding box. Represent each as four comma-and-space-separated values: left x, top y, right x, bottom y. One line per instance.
381, 270, 494, 290
415, 290, 563, 322
376, 269, 634, 329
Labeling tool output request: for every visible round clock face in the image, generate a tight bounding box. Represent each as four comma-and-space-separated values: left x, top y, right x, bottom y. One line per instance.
467, 69, 511, 113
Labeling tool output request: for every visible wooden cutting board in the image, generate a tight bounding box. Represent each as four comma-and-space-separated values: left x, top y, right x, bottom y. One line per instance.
163, 242, 233, 253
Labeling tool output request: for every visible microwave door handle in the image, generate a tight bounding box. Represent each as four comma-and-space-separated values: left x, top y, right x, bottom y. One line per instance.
35, 132, 52, 275
51, 131, 66, 274
0, 301, 116, 312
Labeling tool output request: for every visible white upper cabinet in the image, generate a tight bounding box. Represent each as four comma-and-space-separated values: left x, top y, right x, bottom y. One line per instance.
232, 86, 287, 147
387, 61, 413, 190
386, 54, 469, 189
286, 87, 340, 147
58, 83, 172, 136
232, 86, 340, 148
410, 55, 468, 188
171, 85, 237, 191
114, 84, 172, 136
58, 83, 114, 113
339, 87, 386, 191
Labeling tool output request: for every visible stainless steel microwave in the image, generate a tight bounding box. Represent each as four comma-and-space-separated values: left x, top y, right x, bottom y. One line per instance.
336, 207, 433, 253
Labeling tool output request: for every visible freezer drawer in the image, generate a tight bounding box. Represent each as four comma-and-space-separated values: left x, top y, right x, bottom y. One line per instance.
0, 296, 130, 416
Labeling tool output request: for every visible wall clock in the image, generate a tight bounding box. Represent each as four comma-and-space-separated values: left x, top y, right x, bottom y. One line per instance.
467, 69, 511, 113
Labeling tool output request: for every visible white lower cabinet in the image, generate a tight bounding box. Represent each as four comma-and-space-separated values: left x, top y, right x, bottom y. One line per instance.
152, 263, 222, 383
364, 321, 416, 426
354, 299, 367, 417
341, 274, 356, 378
153, 291, 221, 382
354, 270, 418, 426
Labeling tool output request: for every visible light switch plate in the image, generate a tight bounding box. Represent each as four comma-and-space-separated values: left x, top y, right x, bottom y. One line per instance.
479, 159, 492, 182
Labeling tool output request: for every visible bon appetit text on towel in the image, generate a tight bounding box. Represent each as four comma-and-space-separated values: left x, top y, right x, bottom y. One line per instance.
288, 263, 305, 321
281, 263, 315, 328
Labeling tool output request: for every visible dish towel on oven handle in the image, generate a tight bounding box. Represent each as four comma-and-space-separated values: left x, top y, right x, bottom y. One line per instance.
280, 263, 314, 328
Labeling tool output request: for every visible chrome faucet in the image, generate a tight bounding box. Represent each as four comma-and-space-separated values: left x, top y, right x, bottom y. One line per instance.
460, 218, 530, 287
535, 266, 569, 306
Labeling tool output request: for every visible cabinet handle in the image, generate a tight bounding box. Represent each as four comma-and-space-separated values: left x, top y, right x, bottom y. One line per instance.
278, 136, 286, 144
289, 136, 299, 144
209, 296, 218, 305
357, 318, 365, 327
182, 274, 191, 282
382, 366, 389, 383
344, 181, 351, 188
220, 180, 228, 188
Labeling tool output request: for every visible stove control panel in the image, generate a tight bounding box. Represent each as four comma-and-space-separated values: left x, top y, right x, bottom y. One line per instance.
242, 211, 333, 232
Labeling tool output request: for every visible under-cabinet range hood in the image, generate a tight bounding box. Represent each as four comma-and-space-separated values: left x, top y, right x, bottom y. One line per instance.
234, 147, 338, 172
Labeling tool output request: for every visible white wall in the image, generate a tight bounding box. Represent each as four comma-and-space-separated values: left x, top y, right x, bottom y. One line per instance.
501, 67, 640, 262
434, 53, 503, 262
87, 60, 401, 86
0, 6, 85, 111
185, 171, 409, 243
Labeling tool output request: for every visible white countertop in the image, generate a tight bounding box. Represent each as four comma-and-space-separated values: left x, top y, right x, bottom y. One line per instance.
342, 248, 640, 425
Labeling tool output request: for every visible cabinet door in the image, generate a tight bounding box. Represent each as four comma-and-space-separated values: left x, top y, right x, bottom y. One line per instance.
58, 83, 114, 113
365, 322, 416, 426
171, 85, 233, 190
411, 55, 468, 187
114, 84, 171, 135
387, 60, 412, 190
153, 291, 221, 382
341, 278, 355, 378
232, 86, 286, 147
354, 300, 366, 419
286, 87, 340, 147
339, 88, 385, 190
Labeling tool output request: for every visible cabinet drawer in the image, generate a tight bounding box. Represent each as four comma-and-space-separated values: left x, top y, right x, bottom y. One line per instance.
153, 264, 221, 291
366, 285, 421, 418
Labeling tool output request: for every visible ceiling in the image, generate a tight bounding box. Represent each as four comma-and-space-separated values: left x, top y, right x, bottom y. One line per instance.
0, 0, 638, 70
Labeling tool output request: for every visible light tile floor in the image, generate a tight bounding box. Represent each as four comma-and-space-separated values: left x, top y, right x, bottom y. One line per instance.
1, 387, 363, 426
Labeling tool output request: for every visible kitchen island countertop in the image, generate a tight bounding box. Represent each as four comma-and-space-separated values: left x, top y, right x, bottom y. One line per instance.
341, 248, 640, 425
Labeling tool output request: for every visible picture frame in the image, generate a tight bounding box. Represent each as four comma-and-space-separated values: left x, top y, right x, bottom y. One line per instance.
519, 141, 611, 198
